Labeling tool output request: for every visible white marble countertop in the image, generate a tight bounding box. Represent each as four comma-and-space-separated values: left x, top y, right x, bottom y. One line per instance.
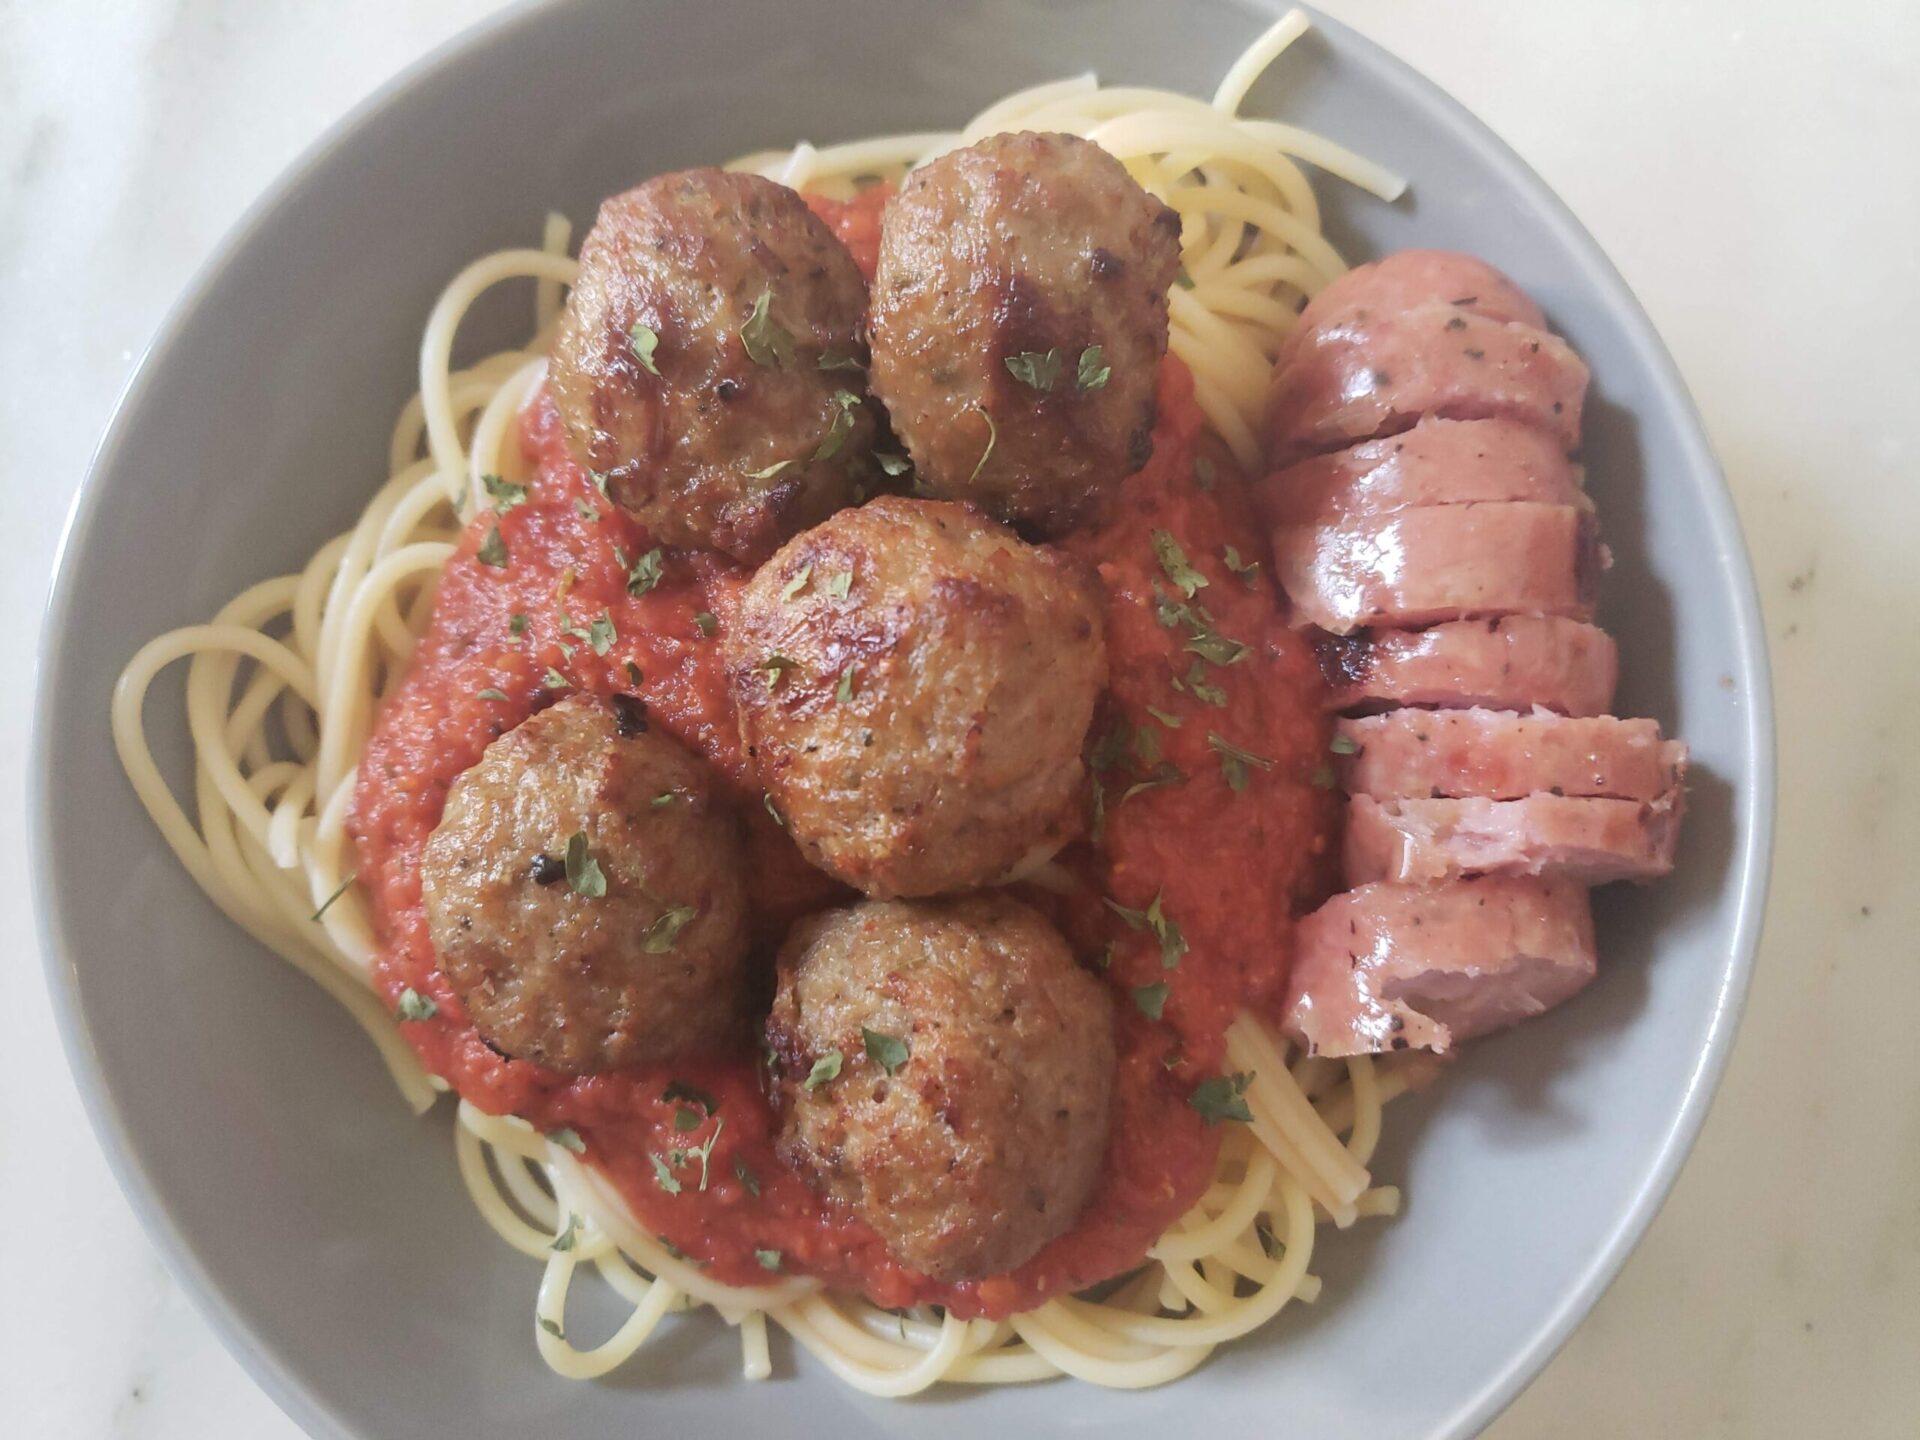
4, 1, 1915, 1434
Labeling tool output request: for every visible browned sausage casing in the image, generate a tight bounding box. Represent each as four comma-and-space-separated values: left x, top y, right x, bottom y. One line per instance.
550, 169, 876, 563
421, 695, 750, 1074
725, 496, 1106, 899
766, 895, 1116, 1281
869, 132, 1181, 536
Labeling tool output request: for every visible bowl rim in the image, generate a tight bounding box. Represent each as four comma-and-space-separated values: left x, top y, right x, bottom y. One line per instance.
29, 2, 1776, 1436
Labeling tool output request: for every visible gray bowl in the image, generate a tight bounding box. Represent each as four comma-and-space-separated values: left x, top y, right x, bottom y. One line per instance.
32, 2, 1773, 1437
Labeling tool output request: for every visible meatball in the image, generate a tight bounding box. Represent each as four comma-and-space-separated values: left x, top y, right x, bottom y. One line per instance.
725, 496, 1106, 898
868, 132, 1181, 536
549, 168, 877, 564
421, 695, 750, 1074
766, 895, 1116, 1281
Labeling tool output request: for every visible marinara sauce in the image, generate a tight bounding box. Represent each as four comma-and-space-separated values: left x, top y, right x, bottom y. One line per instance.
351, 295, 1333, 1320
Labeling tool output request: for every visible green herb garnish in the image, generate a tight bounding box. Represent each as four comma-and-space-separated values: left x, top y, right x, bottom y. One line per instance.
804, 1050, 843, 1090
862, 1027, 910, 1075
779, 565, 813, 602
476, 524, 509, 568
1106, 891, 1187, 968
311, 872, 357, 921
630, 322, 661, 376
1132, 982, 1169, 1019
627, 546, 664, 597
1172, 659, 1228, 707
587, 612, 616, 656
740, 287, 794, 368
1152, 531, 1208, 598
564, 830, 606, 898
483, 474, 528, 511
1189, 1072, 1255, 1126
643, 905, 698, 953
1004, 349, 1064, 391
1208, 733, 1274, 793
395, 987, 436, 1021
812, 389, 861, 462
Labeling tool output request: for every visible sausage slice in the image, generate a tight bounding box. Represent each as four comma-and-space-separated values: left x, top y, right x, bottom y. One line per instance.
1284, 877, 1597, 1058
1267, 304, 1588, 465
1255, 416, 1586, 527
1336, 708, 1685, 802
1343, 791, 1684, 887
1272, 501, 1607, 634
1315, 617, 1619, 717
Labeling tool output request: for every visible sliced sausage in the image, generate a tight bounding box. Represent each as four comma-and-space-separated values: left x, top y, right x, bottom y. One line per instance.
1343, 790, 1683, 886
1254, 416, 1586, 528
1272, 501, 1606, 634
1277, 250, 1547, 373
1283, 876, 1597, 1058
1336, 708, 1685, 802
1267, 304, 1588, 465
1315, 617, 1619, 717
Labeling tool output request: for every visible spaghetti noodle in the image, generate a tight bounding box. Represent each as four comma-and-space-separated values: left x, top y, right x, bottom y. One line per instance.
112, 10, 1417, 1394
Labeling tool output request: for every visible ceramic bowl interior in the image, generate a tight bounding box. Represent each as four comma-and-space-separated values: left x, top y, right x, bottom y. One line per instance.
34, 2, 1772, 1437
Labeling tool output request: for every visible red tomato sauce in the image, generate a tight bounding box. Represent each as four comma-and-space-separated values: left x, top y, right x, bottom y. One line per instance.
350, 356, 1332, 1320
803, 185, 892, 280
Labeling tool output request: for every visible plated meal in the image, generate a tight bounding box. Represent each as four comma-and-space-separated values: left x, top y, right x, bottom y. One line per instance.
110, 10, 1689, 1397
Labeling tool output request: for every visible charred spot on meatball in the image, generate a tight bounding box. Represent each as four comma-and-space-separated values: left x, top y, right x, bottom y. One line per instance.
724, 496, 1107, 899
867, 132, 1181, 537
610, 692, 648, 737
549, 168, 878, 564
765, 894, 1116, 1281
420, 695, 751, 1074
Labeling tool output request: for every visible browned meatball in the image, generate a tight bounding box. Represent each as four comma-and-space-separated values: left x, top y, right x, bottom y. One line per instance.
766, 895, 1116, 1281
549, 169, 877, 563
724, 496, 1106, 899
868, 132, 1181, 536
421, 695, 749, 1074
